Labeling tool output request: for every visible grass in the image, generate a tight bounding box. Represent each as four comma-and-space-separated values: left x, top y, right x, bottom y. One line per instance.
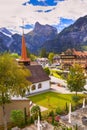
52, 72, 61, 78
50, 69, 63, 79
28, 91, 84, 111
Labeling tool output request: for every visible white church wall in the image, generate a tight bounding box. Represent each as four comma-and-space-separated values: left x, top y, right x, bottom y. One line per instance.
28, 80, 50, 94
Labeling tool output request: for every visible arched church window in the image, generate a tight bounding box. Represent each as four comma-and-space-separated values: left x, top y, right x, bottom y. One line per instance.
38, 83, 42, 89
31, 85, 36, 90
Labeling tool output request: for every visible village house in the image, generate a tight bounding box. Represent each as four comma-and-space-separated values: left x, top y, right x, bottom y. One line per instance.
36, 57, 49, 67
53, 55, 60, 65
60, 48, 87, 70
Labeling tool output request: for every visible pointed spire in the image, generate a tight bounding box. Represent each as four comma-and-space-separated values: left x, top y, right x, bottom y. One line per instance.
21, 32, 27, 60
19, 20, 30, 66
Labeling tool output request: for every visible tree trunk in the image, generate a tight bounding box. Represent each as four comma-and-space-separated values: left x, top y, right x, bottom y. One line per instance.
76, 91, 77, 96
2, 104, 7, 130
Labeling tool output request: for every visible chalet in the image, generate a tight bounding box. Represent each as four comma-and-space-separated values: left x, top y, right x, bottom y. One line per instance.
36, 58, 49, 67
60, 49, 87, 69
53, 55, 60, 65
18, 30, 50, 95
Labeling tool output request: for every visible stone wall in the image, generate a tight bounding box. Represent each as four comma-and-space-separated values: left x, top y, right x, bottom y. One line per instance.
0, 99, 30, 125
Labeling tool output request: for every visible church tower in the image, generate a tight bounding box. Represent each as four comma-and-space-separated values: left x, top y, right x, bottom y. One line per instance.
18, 21, 30, 66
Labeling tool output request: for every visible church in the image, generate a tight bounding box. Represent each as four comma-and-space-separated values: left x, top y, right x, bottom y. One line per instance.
18, 30, 50, 95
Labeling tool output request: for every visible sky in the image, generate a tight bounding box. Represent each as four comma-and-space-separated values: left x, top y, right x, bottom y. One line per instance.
0, 0, 87, 34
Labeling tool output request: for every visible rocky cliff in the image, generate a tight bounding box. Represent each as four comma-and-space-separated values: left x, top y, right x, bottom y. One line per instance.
42, 15, 87, 53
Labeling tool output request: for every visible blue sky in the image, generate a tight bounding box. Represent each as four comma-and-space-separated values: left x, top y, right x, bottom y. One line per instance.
27, 0, 64, 6
0, 0, 87, 34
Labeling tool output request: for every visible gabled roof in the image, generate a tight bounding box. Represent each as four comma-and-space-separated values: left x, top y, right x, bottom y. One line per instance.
73, 49, 87, 57
26, 65, 50, 83
62, 48, 87, 58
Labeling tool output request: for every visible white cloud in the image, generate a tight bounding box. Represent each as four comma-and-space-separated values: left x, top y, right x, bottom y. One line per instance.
54, 0, 87, 20
0, 0, 87, 33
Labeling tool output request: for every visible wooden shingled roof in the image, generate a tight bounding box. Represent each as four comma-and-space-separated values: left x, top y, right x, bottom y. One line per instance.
26, 65, 50, 83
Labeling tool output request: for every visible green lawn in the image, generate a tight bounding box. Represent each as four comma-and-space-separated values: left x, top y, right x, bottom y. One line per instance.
50, 69, 62, 79
29, 92, 84, 110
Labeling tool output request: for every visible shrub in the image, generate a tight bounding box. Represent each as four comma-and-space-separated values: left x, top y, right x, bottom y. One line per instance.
55, 115, 60, 122
53, 121, 59, 126
65, 102, 68, 113
55, 107, 63, 115
44, 67, 50, 75
49, 110, 54, 116
72, 95, 80, 103
47, 116, 52, 123
30, 116, 34, 124
10, 110, 24, 128
31, 105, 41, 120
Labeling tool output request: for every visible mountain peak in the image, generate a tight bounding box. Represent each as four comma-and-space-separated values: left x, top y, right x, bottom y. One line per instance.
35, 21, 41, 27
34, 21, 57, 36
0, 27, 12, 37
74, 15, 87, 28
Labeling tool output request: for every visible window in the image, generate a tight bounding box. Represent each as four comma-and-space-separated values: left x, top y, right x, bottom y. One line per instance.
38, 83, 42, 89
31, 85, 36, 90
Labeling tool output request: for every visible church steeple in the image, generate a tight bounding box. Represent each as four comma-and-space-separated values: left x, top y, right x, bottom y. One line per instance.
21, 32, 27, 60
18, 21, 30, 66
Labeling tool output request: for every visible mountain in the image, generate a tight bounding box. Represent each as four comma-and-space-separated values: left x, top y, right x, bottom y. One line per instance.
0, 22, 57, 54
1, 15, 87, 54
0, 28, 21, 53
0, 28, 13, 52
25, 22, 57, 53
0, 27, 12, 37
42, 15, 87, 53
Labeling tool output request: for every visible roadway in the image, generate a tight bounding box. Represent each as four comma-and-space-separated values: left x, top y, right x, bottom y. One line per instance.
50, 76, 87, 94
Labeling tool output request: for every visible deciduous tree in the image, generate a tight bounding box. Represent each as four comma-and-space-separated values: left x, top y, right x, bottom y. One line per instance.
67, 64, 86, 96
40, 48, 47, 58
0, 53, 31, 130
48, 52, 54, 64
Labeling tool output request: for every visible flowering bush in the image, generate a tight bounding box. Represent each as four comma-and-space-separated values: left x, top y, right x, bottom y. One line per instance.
55, 115, 60, 122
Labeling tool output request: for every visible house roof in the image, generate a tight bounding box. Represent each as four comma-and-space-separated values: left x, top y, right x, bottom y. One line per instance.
26, 65, 50, 83
73, 49, 87, 57
62, 49, 87, 58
